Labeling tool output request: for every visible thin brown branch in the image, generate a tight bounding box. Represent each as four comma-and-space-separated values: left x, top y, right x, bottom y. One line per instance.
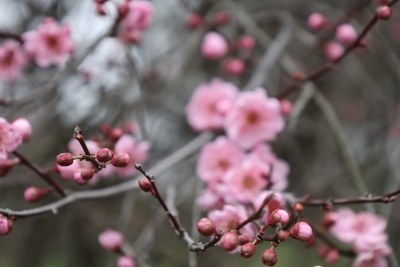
0, 31, 23, 43
73, 126, 102, 171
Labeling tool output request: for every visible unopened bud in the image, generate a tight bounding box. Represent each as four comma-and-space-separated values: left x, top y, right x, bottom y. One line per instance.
223, 58, 245, 76
98, 229, 124, 251
280, 100, 293, 116
290, 222, 313, 242
96, 148, 114, 163
80, 168, 95, 180
322, 212, 336, 229
138, 178, 152, 192
336, 23, 357, 44
56, 153, 74, 166
240, 243, 256, 258
377, 6, 392, 20
293, 202, 304, 212
220, 232, 239, 251
308, 13, 329, 31
211, 11, 230, 26
268, 209, 290, 227
110, 128, 124, 141
74, 172, 88, 185
186, 13, 203, 29
24, 187, 49, 203
197, 217, 216, 236
237, 35, 255, 50
261, 248, 277, 266
111, 153, 130, 167
0, 214, 13, 235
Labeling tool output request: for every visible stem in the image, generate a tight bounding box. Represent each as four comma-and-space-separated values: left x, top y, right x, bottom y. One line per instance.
73, 126, 102, 171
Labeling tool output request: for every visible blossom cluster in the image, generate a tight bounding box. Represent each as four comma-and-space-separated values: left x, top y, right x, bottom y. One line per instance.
0, 18, 74, 80
98, 229, 136, 267
0, 117, 31, 163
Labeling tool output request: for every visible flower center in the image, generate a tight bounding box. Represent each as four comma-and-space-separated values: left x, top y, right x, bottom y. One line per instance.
242, 176, 256, 189
246, 111, 259, 124
217, 159, 229, 171
2, 50, 15, 66
46, 35, 59, 49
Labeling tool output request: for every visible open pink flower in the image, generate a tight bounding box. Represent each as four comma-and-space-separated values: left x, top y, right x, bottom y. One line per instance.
196, 183, 225, 210
224, 88, 284, 149
196, 137, 244, 182
353, 244, 391, 267
186, 78, 238, 131
23, 17, 74, 67
114, 135, 150, 176
201, 32, 228, 60
119, 0, 153, 43
0, 40, 26, 80
0, 118, 22, 159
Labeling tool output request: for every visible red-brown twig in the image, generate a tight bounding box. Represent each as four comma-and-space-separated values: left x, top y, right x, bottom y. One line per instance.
73, 126, 102, 171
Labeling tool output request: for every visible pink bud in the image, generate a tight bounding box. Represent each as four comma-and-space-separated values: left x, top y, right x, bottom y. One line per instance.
197, 217, 216, 236
80, 168, 95, 180
98, 229, 124, 251
201, 32, 228, 60
240, 243, 256, 258
138, 178, 153, 192
110, 128, 124, 141
211, 12, 230, 26
280, 99, 292, 116
0, 159, 14, 177
336, 24, 357, 44
237, 35, 255, 50
186, 13, 203, 29
289, 221, 313, 242
325, 248, 339, 264
323, 42, 344, 61
96, 148, 114, 163
322, 212, 336, 229
308, 13, 329, 31
56, 153, 74, 166
11, 118, 32, 141
74, 171, 88, 185
261, 249, 277, 266
0, 215, 12, 235
117, 256, 135, 267
223, 58, 245, 76
277, 230, 289, 241
268, 209, 290, 227
24, 187, 49, 203
111, 153, 130, 167
238, 234, 252, 245
377, 6, 392, 20
220, 232, 239, 251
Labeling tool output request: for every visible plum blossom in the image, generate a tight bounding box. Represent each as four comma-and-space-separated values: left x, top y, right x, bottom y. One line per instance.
196, 137, 244, 182
336, 23, 357, 44
0, 118, 22, 159
98, 229, 124, 251
224, 88, 285, 149
0, 40, 26, 80
120, 0, 153, 43
252, 191, 286, 223
196, 183, 225, 210
23, 17, 74, 67
324, 42, 344, 61
114, 134, 151, 176
186, 79, 238, 131
201, 32, 228, 60
353, 245, 391, 267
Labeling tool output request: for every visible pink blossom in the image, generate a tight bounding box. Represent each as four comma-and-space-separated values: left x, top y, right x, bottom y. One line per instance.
196, 184, 225, 210
353, 245, 391, 267
0, 214, 12, 235
11, 118, 32, 141
98, 229, 124, 251
330, 208, 388, 252
223, 58, 245, 76
23, 17, 74, 67
0, 118, 22, 159
120, 0, 153, 43
324, 42, 344, 61
224, 88, 285, 149
201, 32, 228, 60
196, 137, 244, 182
208, 204, 255, 236
237, 35, 255, 50
114, 135, 150, 176
290, 221, 313, 241
117, 256, 135, 267
336, 23, 357, 44
251, 144, 289, 191
223, 156, 269, 203
0, 40, 26, 80
186, 78, 238, 131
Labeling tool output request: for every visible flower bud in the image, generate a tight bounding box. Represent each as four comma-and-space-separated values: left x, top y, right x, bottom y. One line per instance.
24, 187, 49, 203
201, 32, 228, 60
74, 171, 88, 185
0, 159, 14, 177
0, 215, 13, 235
56, 153, 74, 166
377, 6, 392, 20
261, 249, 277, 266
80, 168, 95, 180
138, 178, 153, 192
268, 209, 290, 227
211, 12, 230, 26
96, 148, 114, 163
240, 243, 256, 258
280, 100, 292, 116
277, 230, 289, 241
237, 35, 255, 50
336, 23, 357, 44
325, 248, 339, 264
322, 212, 336, 229
110, 128, 124, 141
324, 42, 344, 61
197, 217, 216, 236
12, 118, 32, 141
98, 229, 124, 251
111, 153, 130, 167
220, 232, 239, 251
307, 13, 329, 31
186, 13, 203, 29
238, 234, 252, 245
117, 256, 135, 267
223, 58, 245, 76
289, 222, 313, 242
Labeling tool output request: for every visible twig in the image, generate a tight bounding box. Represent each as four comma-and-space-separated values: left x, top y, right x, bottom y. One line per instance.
73, 126, 102, 171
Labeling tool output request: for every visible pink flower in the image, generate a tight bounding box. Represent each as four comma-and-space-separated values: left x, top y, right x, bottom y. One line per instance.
117, 256, 135, 267
224, 88, 285, 149
186, 78, 238, 131
290, 221, 313, 242
196, 184, 225, 210
251, 144, 289, 191
23, 17, 74, 67
114, 135, 150, 176
223, 58, 245, 76
120, 0, 153, 43
0, 118, 22, 159
237, 35, 255, 50
0, 40, 26, 80
330, 208, 388, 252
336, 23, 357, 44
223, 156, 269, 203
98, 229, 124, 251
353, 244, 391, 267
196, 137, 244, 182
11, 118, 32, 141
0, 214, 12, 235
208, 204, 255, 236
201, 32, 228, 60
324, 42, 344, 61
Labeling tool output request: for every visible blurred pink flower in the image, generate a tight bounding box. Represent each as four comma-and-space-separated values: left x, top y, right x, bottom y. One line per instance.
201, 32, 228, 60
307, 13, 329, 31
120, 0, 153, 43
11, 118, 32, 141
224, 88, 284, 149
117, 256, 135, 267
23, 17, 74, 67
336, 23, 357, 44
0, 40, 26, 80
353, 244, 391, 267
0, 118, 22, 159
196, 137, 244, 182
252, 191, 286, 223
186, 78, 238, 131
196, 183, 225, 210
114, 135, 151, 176
98, 229, 124, 251
324, 42, 344, 61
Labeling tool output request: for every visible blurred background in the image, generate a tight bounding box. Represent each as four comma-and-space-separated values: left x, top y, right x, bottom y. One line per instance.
0, 0, 399, 266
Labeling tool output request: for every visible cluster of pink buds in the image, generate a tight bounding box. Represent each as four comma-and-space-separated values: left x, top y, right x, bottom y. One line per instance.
0, 214, 13, 236
195, 209, 313, 266
98, 229, 136, 267
185, 11, 230, 30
